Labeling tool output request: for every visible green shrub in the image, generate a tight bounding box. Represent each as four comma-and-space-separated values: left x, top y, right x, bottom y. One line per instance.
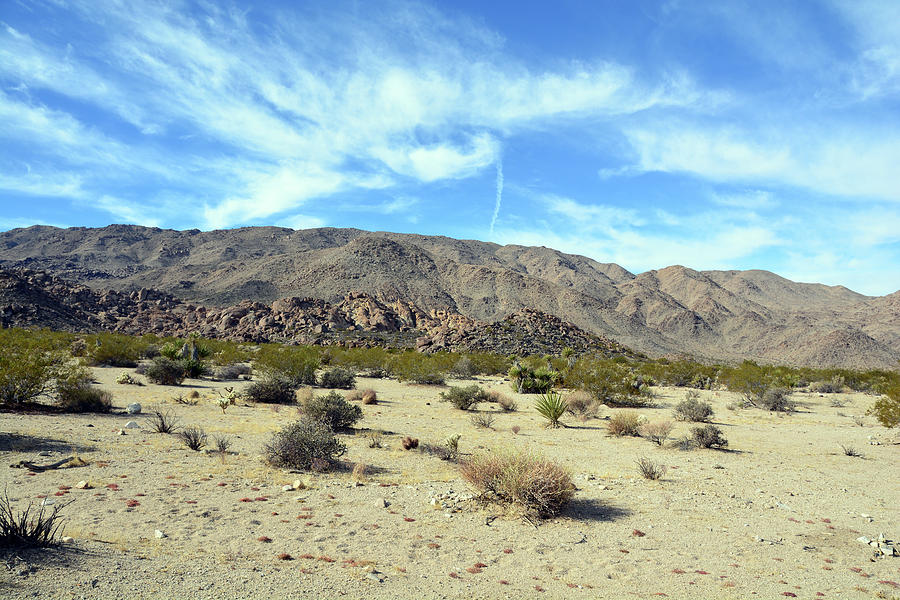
673, 394, 714, 422
85, 333, 149, 367
144, 357, 186, 386
299, 390, 362, 431
449, 356, 477, 379
757, 387, 794, 412
390, 352, 446, 385
255, 345, 319, 386
867, 384, 900, 428
0, 332, 61, 405
245, 376, 296, 404
810, 376, 845, 394
54, 367, 112, 413
318, 367, 356, 390
691, 424, 728, 449
460, 450, 575, 517
440, 385, 489, 410
179, 358, 210, 379
535, 391, 567, 428
509, 364, 558, 394
264, 418, 346, 471
564, 358, 653, 407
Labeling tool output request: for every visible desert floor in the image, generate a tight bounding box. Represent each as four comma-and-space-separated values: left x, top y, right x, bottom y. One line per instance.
1, 367, 898, 599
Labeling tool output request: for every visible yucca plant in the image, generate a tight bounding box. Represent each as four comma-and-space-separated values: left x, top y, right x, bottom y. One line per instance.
535, 391, 567, 428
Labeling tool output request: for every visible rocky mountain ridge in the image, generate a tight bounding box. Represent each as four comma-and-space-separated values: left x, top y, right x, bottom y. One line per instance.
0, 225, 897, 369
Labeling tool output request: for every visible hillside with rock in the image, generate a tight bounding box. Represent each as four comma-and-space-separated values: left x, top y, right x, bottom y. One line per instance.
0, 225, 897, 369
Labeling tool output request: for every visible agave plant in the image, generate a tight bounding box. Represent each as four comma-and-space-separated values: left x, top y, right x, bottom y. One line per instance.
535, 391, 567, 428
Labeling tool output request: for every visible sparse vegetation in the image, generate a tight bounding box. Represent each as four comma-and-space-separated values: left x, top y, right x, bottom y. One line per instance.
460, 450, 575, 517
607, 411, 642, 437
390, 352, 447, 385
535, 391, 567, 428
565, 390, 600, 420
867, 383, 900, 428
470, 413, 496, 429
440, 385, 489, 411
401, 436, 419, 450
212, 434, 233, 454
564, 357, 653, 407
298, 390, 362, 431
0, 491, 68, 548
0, 329, 62, 406
264, 418, 346, 471
840, 444, 862, 457
254, 345, 319, 387
691, 424, 728, 449
636, 457, 667, 480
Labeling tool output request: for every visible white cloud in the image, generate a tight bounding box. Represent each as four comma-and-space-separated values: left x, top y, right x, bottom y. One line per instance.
0, 172, 85, 198
373, 134, 500, 182
711, 190, 777, 209
276, 213, 327, 230
93, 196, 162, 227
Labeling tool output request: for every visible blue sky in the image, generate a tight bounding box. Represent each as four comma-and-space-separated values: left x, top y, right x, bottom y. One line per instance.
1, 1, 899, 295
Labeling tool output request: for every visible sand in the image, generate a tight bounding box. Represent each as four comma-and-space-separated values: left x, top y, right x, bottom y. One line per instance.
1, 367, 898, 599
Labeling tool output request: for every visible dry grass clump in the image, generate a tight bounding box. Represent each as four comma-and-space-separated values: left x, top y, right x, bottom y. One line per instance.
607, 411, 642, 436
470, 413, 496, 429
636, 457, 667, 480
840, 443, 862, 457
639, 420, 674, 446
361, 389, 377, 404
565, 390, 600, 420
147, 407, 181, 434
488, 391, 518, 412
401, 436, 419, 450
460, 450, 575, 517
1, 491, 69, 548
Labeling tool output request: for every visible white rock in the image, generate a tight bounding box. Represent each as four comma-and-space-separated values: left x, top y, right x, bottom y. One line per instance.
292, 479, 305, 490
282, 484, 294, 492
154, 530, 166, 539
375, 498, 388, 508
124, 421, 140, 429
125, 403, 142, 415
61, 536, 74, 543
74, 480, 90, 489
40, 499, 55, 506
858, 536, 872, 545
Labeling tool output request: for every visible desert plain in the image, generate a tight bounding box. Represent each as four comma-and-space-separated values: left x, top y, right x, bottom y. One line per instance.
1, 367, 898, 600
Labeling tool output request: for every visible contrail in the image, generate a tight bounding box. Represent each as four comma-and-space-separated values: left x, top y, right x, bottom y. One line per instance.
489, 159, 503, 235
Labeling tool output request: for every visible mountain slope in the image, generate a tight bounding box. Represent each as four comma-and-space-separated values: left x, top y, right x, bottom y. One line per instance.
0, 225, 897, 369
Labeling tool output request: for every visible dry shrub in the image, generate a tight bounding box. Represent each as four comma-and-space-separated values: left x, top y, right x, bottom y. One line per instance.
345, 390, 363, 402
607, 411, 642, 437
361, 389, 377, 405
566, 390, 599, 420
1, 492, 69, 548
639, 420, 674, 446
177, 426, 207, 451
470, 413, 496, 429
460, 450, 575, 517
296, 387, 314, 405
673, 396, 714, 422
264, 418, 346, 470
351, 462, 367, 482
636, 458, 667, 480
298, 391, 362, 431
691, 424, 728, 449
489, 391, 518, 412
401, 436, 419, 450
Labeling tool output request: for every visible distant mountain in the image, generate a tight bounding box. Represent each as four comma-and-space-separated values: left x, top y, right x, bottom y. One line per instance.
1, 224, 897, 369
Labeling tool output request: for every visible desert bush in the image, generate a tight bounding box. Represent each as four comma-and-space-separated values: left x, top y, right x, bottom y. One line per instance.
264, 418, 346, 471
757, 387, 794, 412
466, 353, 512, 376
54, 367, 112, 413
639, 420, 674, 446
299, 390, 362, 431
565, 390, 600, 420
214, 363, 251, 380
840, 443, 862, 457
212, 434, 233, 454
440, 385, 489, 411
318, 367, 356, 390
0, 491, 68, 548
535, 391, 567, 428
470, 413, 496, 429
255, 345, 319, 387
144, 357, 186, 386
0, 331, 63, 405
147, 407, 181, 434
460, 450, 575, 517
450, 356, 477, 379
636, 458, 667, 480
366, 431, 383, 448
607, 411, 642, 436
177, 426, 207, 451
244, 376, 296, 404
673, 395, 714, 422
488, 391, 518, 412
564, 358, 653, 407
116, 371, 140, 385
360, 389, 377, 404
867, 384, 900, 428
508, 364, 558, 394
390, 352, 446, 385
810, 376, 845, 394
85, 332, 148, 367
671, 435, 695, 451
422, 434, 461, 461
401, 436, 419, 450
691, 424, 728, 449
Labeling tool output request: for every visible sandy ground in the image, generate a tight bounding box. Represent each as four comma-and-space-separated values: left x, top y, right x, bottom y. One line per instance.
1, 367, 898, 599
